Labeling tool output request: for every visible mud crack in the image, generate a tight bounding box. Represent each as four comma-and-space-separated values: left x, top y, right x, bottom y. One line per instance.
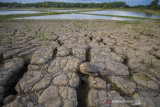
2, 59, 30, 106
76, 73, 89, 107
86, 47, 91, 62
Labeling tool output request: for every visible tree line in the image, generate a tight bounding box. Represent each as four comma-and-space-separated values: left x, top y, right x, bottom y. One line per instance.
0, 1, 128, 8
132, 0, 160, 9
0, 0, 159, 9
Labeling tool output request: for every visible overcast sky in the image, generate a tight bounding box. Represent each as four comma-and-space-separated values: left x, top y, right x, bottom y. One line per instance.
0, 0, 160, 6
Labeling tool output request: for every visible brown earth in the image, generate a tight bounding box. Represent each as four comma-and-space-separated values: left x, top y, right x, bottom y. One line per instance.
0, 19, 160, 107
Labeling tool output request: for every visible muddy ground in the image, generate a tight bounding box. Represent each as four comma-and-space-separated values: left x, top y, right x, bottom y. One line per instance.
0, 20, 160, 107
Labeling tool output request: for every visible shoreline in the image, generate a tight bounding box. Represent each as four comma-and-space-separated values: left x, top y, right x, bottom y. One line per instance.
0, 8, 160, 21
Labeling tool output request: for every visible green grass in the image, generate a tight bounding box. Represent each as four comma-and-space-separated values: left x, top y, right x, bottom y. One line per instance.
5, 34, 12, 44
73, 20, 90, 30
41, 32, 46, 42
24, 22, 28, 28
0, 23, 8, 28
139, 27, 153, 37
140, 56, 154, 67
133, 35, 140, 39
116, 20, 141, 24
37, 32, 47, 43
136, 72, 151, 81
119, 8, 160, 16
115, 20, 142, 28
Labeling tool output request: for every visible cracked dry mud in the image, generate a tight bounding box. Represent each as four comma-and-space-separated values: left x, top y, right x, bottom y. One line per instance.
0, 20, 160, 107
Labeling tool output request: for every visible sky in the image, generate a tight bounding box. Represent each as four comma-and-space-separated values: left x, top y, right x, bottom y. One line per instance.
0, 0, 160, 6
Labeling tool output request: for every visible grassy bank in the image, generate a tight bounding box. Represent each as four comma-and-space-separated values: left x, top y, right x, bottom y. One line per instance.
118, 8, 160, 15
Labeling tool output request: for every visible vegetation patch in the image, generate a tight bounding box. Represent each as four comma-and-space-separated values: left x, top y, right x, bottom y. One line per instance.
5, 34, 12, 44
135, 72, 151, 81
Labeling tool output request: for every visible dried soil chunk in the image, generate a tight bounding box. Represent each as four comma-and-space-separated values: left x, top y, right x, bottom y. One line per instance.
31, 47, 53, 65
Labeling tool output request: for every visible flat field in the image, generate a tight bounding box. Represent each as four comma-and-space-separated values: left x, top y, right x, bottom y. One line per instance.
0, 19, 160, 106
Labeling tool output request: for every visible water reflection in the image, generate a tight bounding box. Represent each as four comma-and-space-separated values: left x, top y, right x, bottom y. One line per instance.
48, 10, 79, 12
15, 13, 138, 20
145, 12, 153, 17
81, 10, 160, 18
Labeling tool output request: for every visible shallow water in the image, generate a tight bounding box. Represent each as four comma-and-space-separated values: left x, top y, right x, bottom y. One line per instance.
15, 13, 138, 20
81, 10, 160, 18
48, 9, 79, 12
0, 10, 42, 15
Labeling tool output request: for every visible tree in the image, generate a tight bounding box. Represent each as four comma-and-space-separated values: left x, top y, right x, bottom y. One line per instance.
150, 0, 159, 6
0, 1, 128, 8
149, 0, 159, 9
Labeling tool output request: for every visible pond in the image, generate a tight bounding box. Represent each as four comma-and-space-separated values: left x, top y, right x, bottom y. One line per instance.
0, 9, 79, 12
15, 13, 138, 20
81, 10, 160, 19
47, 9, 79, 12
0, 10, 42, 15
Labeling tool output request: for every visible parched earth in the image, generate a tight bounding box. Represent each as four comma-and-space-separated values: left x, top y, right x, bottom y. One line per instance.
0, 20, 160, 107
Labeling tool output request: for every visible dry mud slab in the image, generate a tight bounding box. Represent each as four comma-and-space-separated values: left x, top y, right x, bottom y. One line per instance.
0, 19, 160, 107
